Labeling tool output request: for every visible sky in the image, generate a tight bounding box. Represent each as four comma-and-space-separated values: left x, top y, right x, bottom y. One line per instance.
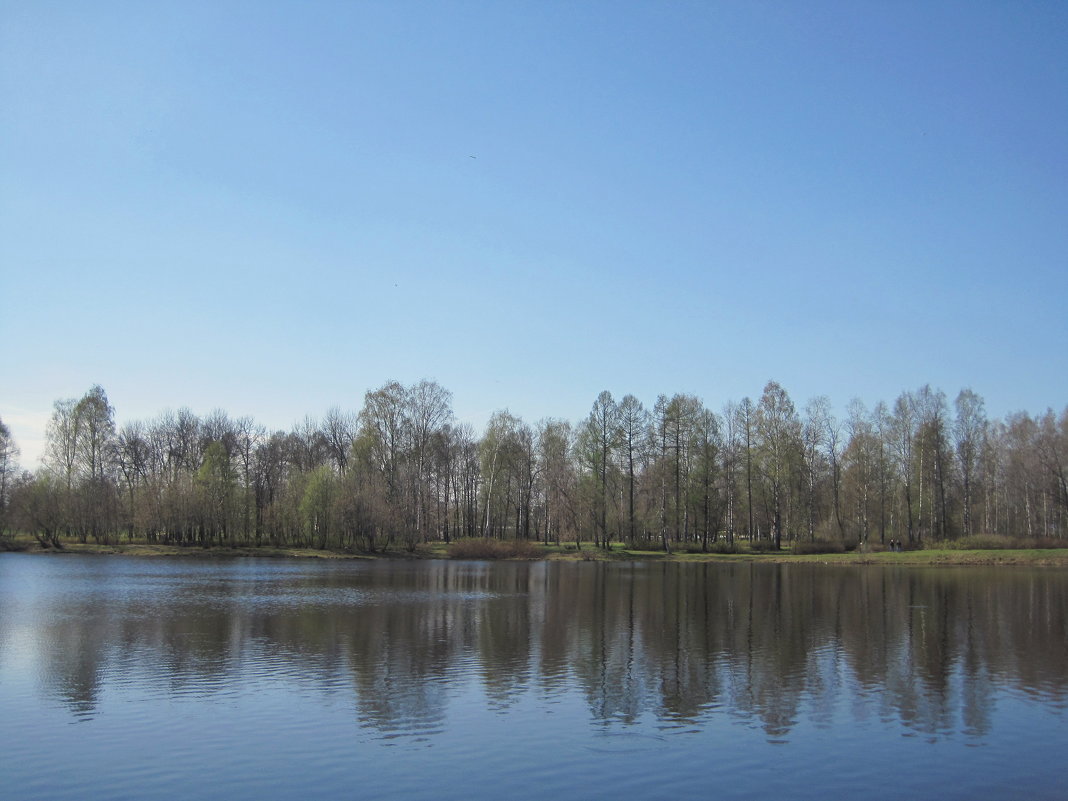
2, 0, 1067, 468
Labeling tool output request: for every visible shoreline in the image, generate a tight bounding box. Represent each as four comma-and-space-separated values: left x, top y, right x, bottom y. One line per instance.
4, 539, 1068, 567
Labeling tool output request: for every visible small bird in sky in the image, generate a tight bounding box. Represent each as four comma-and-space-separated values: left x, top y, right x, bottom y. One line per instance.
469, 155, 477, 159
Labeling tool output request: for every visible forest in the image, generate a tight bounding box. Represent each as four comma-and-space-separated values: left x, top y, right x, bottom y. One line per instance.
1, 380, 1066, 552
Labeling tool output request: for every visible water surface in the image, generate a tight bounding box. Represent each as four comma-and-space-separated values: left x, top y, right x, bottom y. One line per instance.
1, 555, 1065, 800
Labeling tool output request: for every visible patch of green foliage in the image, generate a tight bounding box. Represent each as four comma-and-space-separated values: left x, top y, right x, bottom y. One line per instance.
746, 539, 776, 553
710, 540, 745, 555
628, 538, 667, 552
446, 538, 542, 560
792, 539, 847, 555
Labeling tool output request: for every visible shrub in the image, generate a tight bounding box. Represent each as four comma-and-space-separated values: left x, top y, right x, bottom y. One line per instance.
943, 534, 1016, 550
943, 534, 1066, 551
446, 538, 541, 560
857, 541, 895, 554
708, 539, 744, 554
792, 538, 846, 555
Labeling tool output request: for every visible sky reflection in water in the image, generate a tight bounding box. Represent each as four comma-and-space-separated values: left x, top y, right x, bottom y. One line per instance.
0, 555, 1065, 800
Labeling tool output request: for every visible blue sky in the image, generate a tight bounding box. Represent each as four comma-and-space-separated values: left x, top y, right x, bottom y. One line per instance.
2, 1, 1066, 466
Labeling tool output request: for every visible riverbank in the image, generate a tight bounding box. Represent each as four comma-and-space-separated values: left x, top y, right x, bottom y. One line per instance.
575, 546, 1068, 566
4, 536, 1068, 566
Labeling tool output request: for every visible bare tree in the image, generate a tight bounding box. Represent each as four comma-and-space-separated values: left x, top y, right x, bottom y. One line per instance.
954, 389, 987, 536
201, 408, 237, 458
690, 406, 722, 550
406, 380, 453, 545
915, 385, 952, 541
0, 417, 19, 536
322, 406, 358, 476
755, 381, 801, 550
872, 401, 895, 544
451, 423, 480, 540
652, 394, 701, 549
616, 394, 649, 546
891, 392, 918, 544
801, 397, 830, 542
843, 399, 881, 543
722, 401, 742, 547
47, 397, 81, 491
736, 397, 757, 542
579, 391, 619, 549
234, 416, 265, 543
1035, 409, 1068, 531
480, 410, 522, 539
358, 381, 408, 548
115, 421, 151, 538
537, 419, 575, 546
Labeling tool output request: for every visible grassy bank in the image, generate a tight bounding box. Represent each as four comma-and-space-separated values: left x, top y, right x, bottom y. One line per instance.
0, 535, 380, 561
4, 533, 1068, 566
641, 548, 1068, 566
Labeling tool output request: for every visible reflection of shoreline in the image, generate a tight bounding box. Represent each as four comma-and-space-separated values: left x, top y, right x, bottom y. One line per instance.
3, 559, 1066, 743
7, 540, 1068, 566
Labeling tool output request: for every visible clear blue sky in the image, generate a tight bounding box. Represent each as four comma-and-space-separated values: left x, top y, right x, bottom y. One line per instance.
3, 1, 1066, 466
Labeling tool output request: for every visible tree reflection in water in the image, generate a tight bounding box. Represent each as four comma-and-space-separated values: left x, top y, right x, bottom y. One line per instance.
6, 558, 1066, 742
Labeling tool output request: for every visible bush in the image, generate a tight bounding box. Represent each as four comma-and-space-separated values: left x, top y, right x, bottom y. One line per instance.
708, 539, 744, 554
628, 538, 667, 552
446, 538, 541, 560
943, 534, 1016, 550
792, 538, 846, 555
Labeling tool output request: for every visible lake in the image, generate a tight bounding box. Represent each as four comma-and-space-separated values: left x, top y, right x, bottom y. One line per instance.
0, 554, 1065, 800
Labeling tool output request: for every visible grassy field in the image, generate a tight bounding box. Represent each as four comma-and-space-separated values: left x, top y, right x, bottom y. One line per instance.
4, 533, 1068, 566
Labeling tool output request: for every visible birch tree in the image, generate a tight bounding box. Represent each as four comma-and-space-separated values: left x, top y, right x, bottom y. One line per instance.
755, 381, 801, 550
616, 394, 649, 546
954, 389, 986, 536
0, 417, 18, 535
578, 391, 619, 549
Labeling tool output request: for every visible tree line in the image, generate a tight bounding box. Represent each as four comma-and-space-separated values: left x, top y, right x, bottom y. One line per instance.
1, 379, 1066, 550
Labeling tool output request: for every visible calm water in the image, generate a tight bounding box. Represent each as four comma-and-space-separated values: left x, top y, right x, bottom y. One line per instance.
0, 555, 1065, 800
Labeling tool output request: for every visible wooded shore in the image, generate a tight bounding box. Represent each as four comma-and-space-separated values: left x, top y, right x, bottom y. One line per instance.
4, 383, 1067, 562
